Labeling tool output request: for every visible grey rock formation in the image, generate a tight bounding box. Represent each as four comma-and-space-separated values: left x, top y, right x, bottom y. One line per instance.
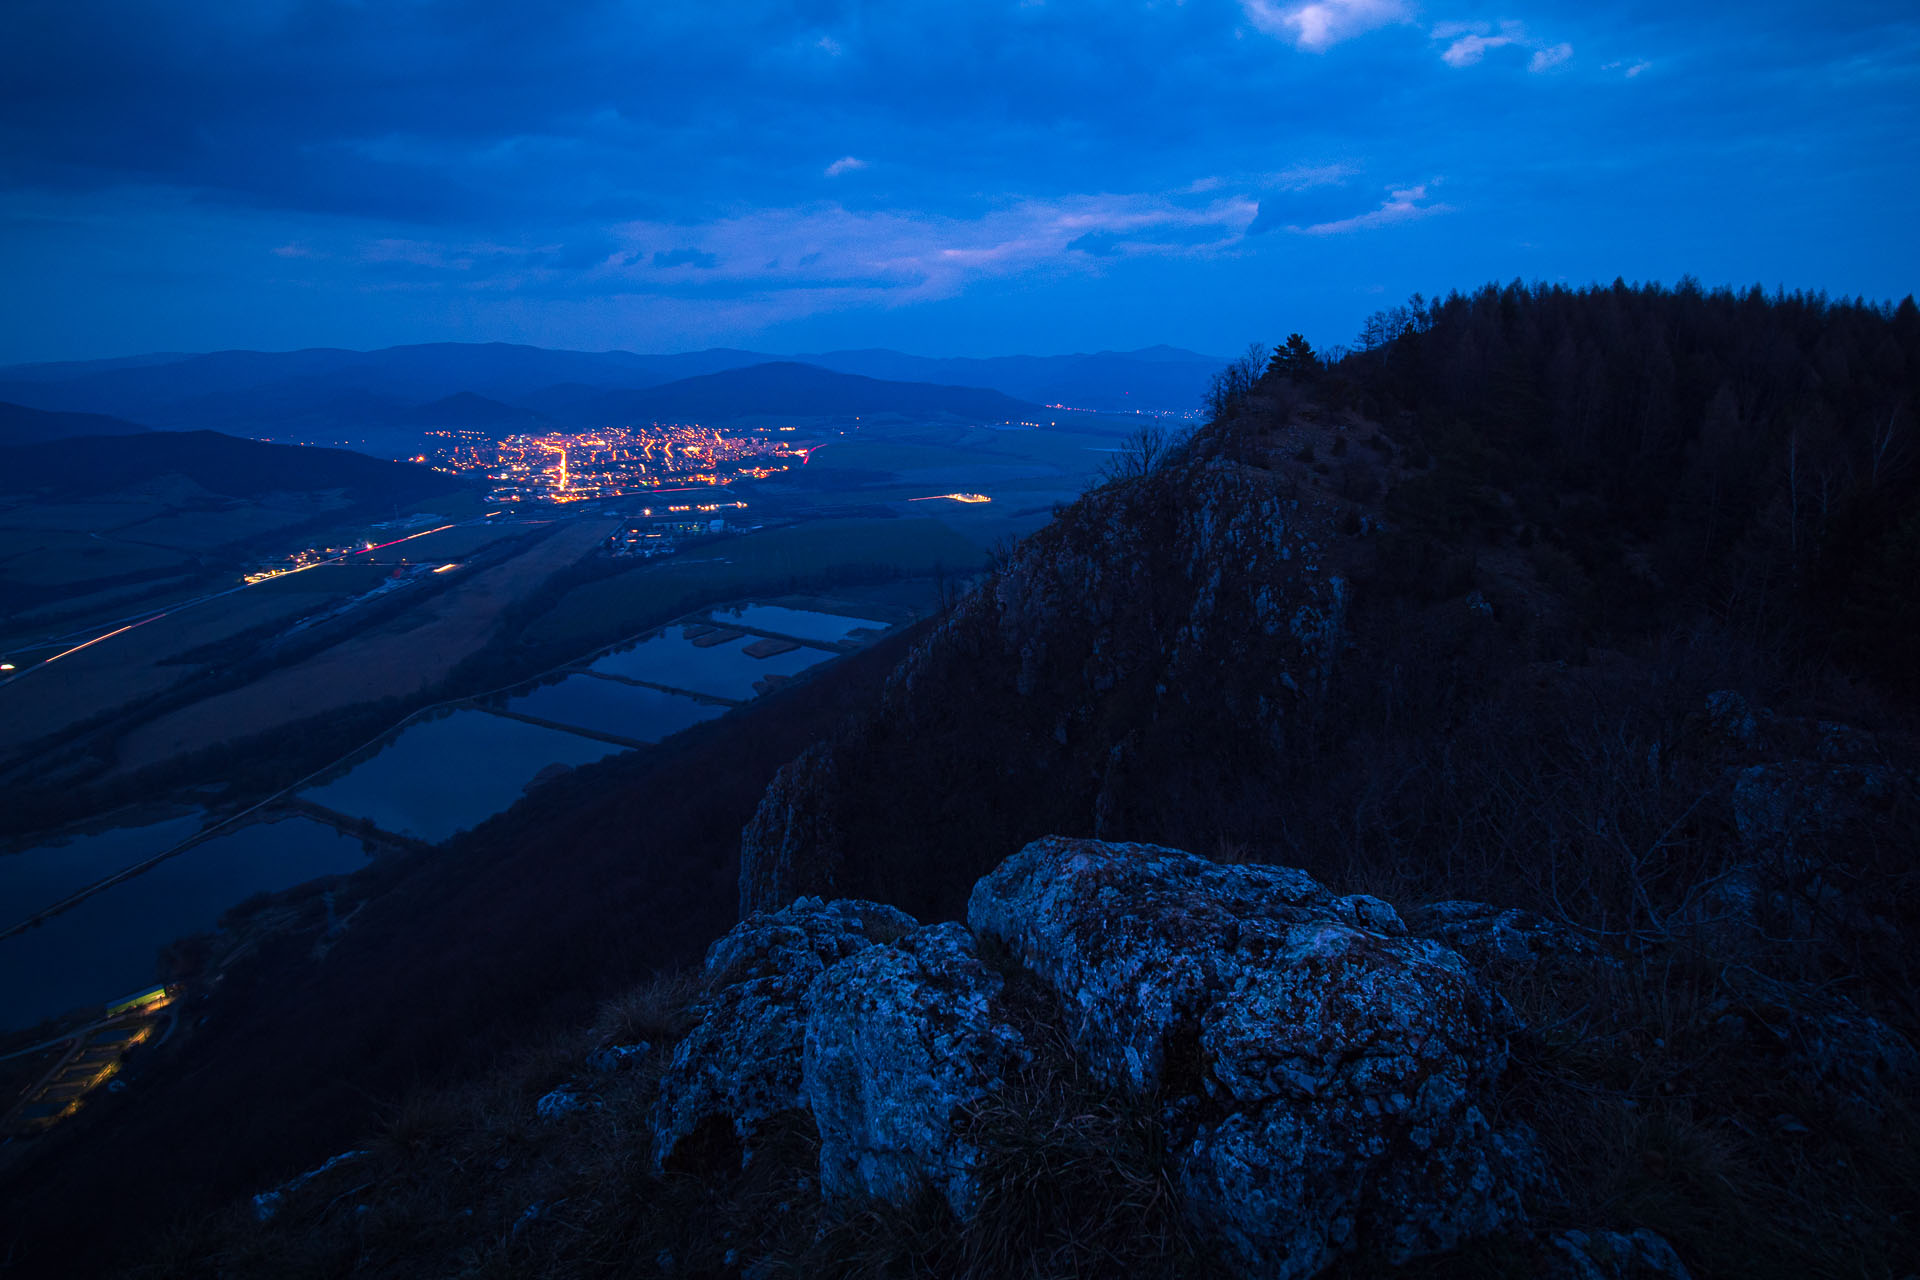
1731, 761, 1910, 850
1547, 1228, 1693, 1280
651, 896, 916, 1168
1410, 900, 1604, 977
968, 836, 1536, 1278
1714, 976, 1918, 1107
534, 1087, 596, 1120
804, 923, 1025, 1216
585, 1042, 650, 1073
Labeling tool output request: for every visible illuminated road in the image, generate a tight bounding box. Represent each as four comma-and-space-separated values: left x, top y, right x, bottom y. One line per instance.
0, 518, 482, 691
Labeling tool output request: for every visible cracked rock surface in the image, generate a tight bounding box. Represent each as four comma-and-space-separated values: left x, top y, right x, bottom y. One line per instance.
968, 835, 1539, 1278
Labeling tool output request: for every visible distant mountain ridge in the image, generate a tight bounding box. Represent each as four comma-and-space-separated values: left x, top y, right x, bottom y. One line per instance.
550, 362, 1040, 425
0, 400, 150, 447
0, 429, 462, 503
0, 342, 1226, 436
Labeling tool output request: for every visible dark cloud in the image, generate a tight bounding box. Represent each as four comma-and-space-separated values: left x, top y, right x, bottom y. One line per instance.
0, 0, 1914, 359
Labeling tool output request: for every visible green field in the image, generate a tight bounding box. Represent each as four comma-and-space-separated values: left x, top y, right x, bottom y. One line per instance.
117, 505, 316, 550
526, 517, 983, 650
402, 488, 495, 521
10, 574, 203, 626
0, 501, 175, 533
0, 531, 196, 587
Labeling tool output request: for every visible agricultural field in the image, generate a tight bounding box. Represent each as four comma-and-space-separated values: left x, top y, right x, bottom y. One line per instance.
0, 529, 197, 589
376, 520, 534, 561
113, 505, 317, 550
0, 578, 350, 753
11, 574, 200, 626
0, 501, 175, 533
110, 518, 620, 772
525, 517, 983, 650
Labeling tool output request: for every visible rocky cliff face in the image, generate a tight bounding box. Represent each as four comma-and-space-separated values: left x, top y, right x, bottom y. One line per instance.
739, 435, 1356, 919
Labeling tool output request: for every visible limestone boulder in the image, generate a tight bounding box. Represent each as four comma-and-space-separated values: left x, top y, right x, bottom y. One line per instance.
804, 923, 1025, 1216
968, 836, 1538, 1278
651, 897, 916, 1168
1410, 900, 1606, 979
1547, 1228, 1692, 1280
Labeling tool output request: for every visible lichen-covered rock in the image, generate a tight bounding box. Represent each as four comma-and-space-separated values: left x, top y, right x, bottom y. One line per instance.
968, 836, 1535, 1277
1701, 689, 1766, 752
804, 923, 1025, 1216
535, 1086, 595, 1120
1409, 900, 1603, 977
1546, 1228, 1692, 1280
1715, 977, 1918, 1106
1666, 866, 1771, 956
585, 1042, 650, 1073
1730, 761, 1911, 849
651, 897, 917, 1168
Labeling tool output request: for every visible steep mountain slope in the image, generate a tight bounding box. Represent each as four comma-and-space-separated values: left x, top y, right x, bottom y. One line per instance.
744, 282, 1920, 921
0, 429, 460, 503
0, 400, 149, 446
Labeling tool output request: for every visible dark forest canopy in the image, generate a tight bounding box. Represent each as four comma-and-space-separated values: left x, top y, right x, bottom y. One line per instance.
1319, 279, 1920, 688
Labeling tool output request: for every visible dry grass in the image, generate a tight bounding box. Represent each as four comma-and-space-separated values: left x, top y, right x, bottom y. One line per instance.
111, 519, 618, 772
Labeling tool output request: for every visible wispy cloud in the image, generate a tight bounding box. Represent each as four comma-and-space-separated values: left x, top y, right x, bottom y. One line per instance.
563, 190, 1265, 315
1293, 183, 1449, 235
1433, 21, 1571, 73
1269, 162, 1359, 190
1442, 32, 1519, 67
1529, 42, 1573, 72
824, 156, 869, 178
1602, 58, 1651, 78
1241, 0, 1408, 52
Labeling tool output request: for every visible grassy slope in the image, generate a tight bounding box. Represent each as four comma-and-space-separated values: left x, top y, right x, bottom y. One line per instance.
0, 626, 925, 1278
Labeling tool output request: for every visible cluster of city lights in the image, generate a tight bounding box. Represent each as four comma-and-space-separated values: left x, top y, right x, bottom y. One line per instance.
418, 424, 808, 505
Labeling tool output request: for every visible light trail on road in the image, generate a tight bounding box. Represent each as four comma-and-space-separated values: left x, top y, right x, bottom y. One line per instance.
40, 615, 169, 665
0, 520, 467, 689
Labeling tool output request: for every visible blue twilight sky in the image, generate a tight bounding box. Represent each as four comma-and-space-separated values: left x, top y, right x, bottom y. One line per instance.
1, 0, 1915, 363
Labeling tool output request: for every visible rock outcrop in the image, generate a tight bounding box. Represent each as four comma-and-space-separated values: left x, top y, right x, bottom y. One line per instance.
804, 922, 1024, 1216
1547, 1228, 1693, 1280
738, 742, 845, 917
1408, 900, 1607, 980
969, 837, 1537, 1278
660, 838, 1547, 1278
651, 896, 914, 1168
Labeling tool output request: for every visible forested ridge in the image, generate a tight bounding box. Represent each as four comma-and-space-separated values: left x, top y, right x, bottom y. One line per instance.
1333, 280, 1918, 684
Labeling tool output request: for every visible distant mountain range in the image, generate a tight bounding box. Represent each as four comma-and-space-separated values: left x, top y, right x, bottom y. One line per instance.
0, 342, 1226, 437
0, 400, 151, 447
545, 362, 1037, 425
